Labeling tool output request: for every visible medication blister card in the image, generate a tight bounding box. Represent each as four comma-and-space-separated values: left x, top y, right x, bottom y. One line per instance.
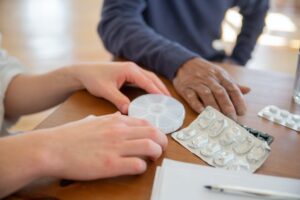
172, 106, 271, 173
258, 105, 300, 132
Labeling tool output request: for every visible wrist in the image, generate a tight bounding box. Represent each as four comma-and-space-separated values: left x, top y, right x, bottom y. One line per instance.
62, 65, 85, 92
23, 129, 59, 179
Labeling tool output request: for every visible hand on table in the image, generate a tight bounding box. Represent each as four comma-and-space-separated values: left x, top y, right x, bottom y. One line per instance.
40, 112, 168, 180
173, 57, 250, 120
70, 62, 170, 114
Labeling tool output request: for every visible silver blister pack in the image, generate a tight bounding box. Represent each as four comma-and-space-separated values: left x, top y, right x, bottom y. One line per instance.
172, 106, 271, 173
258, 105, 300, 132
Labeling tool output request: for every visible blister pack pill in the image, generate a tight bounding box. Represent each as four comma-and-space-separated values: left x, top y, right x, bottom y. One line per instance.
128, 94, 185, 134
172, 106, 271, 172
258, 105, 300, 132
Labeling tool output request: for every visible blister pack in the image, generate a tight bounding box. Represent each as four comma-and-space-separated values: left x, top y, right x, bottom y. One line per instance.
128, 94, 185, 134
172, 106, 271, 172
258, 105, 300, 132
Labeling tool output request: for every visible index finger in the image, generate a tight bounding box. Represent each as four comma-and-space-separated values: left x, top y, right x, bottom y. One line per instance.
126, 64, 166, 95
221, 77, 247, 116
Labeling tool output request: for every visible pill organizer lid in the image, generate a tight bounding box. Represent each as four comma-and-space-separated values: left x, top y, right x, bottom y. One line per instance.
128, 94, 185, 134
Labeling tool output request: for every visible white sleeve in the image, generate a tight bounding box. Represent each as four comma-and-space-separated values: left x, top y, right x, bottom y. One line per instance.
0, 35, 26, 136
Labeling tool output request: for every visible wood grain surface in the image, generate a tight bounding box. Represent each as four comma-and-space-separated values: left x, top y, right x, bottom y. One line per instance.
7, 65, 300, 200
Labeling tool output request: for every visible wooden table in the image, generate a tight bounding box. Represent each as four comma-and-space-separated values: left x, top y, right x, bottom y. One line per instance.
10, 65, 300, 200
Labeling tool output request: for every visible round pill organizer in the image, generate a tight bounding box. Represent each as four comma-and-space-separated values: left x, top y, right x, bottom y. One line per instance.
128, 94, 185, 134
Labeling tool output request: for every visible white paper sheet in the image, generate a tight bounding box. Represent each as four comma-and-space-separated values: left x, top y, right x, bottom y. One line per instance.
151, 159, 300, 200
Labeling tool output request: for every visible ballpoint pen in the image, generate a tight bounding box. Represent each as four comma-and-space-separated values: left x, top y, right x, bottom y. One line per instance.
204, 185, 300, 200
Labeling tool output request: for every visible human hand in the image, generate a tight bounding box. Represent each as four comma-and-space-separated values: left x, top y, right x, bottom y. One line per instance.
39, 112, 167, 180
70, 62, 170, 113
173, 58, 250, 120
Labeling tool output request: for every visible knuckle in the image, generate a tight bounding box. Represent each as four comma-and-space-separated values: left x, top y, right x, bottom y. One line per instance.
131, 159, 147, 174
110, 124, 127, 135
103, 156, 117, 170
140, 119, 152, 126
214, 87, 226, 96
142, 139, 156, 151
148, 126, 159, 136
225, 82, 237, 92
125, 62, 138, 71
201, 88, 211, 95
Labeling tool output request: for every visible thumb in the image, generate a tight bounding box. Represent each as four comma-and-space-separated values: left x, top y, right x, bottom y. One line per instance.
103, 87, 130, 114
238, 85, 251, 94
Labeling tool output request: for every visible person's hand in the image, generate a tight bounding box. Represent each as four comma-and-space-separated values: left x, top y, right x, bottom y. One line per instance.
39, 112, 168, 180
173, 57, 250, 120
69, 62, 170, 113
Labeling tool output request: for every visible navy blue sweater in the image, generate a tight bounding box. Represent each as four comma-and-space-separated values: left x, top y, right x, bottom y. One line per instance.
99, 0, 269, 80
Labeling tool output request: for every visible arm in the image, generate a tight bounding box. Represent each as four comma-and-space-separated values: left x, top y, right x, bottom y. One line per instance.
4, 62, 169, 118
0, 113, 168, 198
230, 0, 269, 65
99, 0, 251, 119
98, 0, 198, 80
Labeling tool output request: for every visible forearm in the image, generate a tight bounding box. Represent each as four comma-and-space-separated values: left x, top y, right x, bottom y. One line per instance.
0, 131, 49, 198
99, 0, 197, 80
4, 66, 82, 118
231, 0, 269, 65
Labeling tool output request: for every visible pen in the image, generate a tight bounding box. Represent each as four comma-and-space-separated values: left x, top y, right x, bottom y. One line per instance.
204, 185, 300, 200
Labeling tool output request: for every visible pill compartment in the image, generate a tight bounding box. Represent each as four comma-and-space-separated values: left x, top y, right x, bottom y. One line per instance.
247, 143, 270, 164
200, 143, 221, 157
233, 136, 255, 155
188, 135, 209, 149
176, 129, 197, 141
197, 108, 216, 129
292, 115, 300, 123
213, 151, 235, 167
219, 126, 241, 146
207, 119, 228, 138
268, 105, 279, 114
228, 161, 251, 172
128, 94, 185, 134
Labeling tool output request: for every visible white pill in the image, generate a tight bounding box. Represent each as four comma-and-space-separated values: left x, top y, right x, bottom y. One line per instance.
262, 111, 272, 119
292, 115, 300, 123
280, 110, 290, 118
286, 119, 295, 128
268, 106, 279, 114
274, 115, 283, 123
128, 94, 185, 134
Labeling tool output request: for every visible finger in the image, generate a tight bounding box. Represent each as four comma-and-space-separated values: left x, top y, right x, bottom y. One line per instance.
122, 126, 168, 150
207, 79, 237, 120
115, 157, 147, 175
238, 84, 251, 94
120, 139, 163, 161
141, 69, 171, 96
113, 114, 153, 127
102, 85, 130, 114
126, 64, 164, 95
193, 84, 220, 111
221, 79, 247, 116
182, 88, 204, 113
